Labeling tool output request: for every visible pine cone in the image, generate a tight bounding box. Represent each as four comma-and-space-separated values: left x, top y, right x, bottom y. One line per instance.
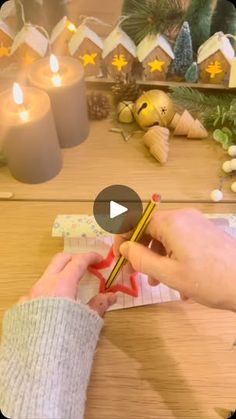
87, 92, 110, 121
111, 75, 142, 104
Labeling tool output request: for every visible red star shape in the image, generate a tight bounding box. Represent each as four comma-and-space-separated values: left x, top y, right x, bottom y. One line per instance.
88, 247, 139, 297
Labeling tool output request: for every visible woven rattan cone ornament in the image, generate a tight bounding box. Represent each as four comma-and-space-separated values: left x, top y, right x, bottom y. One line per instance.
143, 126, 170, 164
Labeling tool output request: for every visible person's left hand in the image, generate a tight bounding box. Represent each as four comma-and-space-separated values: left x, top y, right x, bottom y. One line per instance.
19, 252, 117, 317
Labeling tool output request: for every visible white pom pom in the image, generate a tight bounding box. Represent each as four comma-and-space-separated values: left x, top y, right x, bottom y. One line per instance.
222, 161, 232, 173
228, 146, 236, 158
231, 159, 236, 171
231, 182, 236, 193
210, 189, 223, 202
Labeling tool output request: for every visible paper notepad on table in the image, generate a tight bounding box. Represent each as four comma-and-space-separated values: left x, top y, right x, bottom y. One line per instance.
52, 214, 236, 311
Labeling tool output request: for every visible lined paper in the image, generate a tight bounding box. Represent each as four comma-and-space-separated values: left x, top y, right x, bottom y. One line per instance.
64, 236, 180, 311
55, 215, 236, 312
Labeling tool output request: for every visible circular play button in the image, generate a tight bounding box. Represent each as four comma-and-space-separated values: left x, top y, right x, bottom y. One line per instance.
93, 185, 143, 235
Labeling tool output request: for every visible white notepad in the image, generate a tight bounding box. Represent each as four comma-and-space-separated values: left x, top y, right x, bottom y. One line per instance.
53, 214, 236, 312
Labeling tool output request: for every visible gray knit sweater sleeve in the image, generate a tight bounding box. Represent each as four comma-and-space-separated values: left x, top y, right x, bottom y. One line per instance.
0, 298, 104, 419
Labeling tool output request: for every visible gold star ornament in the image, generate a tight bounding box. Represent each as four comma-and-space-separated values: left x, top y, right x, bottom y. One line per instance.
79, 53, 98, 67
148, 59, 165, 73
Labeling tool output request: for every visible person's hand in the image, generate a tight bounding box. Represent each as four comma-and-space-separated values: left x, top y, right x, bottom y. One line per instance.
114, 209, 236, 312
19, 252, 117, 317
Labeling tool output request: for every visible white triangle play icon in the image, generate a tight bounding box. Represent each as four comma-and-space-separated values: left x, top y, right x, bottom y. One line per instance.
110, 201, 128, 219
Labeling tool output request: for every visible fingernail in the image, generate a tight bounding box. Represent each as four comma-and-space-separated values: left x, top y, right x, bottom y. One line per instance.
113, 245, 120, 258
120, 242, 129, 256
148, 278, 159, 287
107, 293, 117, 305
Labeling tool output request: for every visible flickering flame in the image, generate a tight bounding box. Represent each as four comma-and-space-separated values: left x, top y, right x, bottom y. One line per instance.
50, 54, 60, 74
13, 82, 24, 105
50, 54, 62, 87
67, 21, 76, 32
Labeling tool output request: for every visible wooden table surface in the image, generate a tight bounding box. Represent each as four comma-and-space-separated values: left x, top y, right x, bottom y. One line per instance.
0, 119, 234, 202
1, 201, 236, 419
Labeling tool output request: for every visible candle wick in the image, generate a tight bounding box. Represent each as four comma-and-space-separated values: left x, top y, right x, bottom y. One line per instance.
18, 103, 29, 122
52, 73, 62, 87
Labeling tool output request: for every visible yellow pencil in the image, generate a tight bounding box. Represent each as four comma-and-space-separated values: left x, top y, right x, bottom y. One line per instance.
105, 194, 161, 289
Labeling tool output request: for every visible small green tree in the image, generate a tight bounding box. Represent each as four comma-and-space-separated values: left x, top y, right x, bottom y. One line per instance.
185, 62, 199, 83
211, 0, 236, 46
171, 22, 193, 79
185, 0, 213, 53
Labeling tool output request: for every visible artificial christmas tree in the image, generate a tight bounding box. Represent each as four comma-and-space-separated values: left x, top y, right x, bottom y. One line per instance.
185, 0, 213, 53
171, 22, 193, 80
185, 62, 198, 83
211, 0, 236, 46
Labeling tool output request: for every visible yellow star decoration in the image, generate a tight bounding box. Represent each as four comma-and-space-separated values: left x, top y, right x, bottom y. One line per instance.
112, 54, 128, 72
148, 59, 165, 73
0, 43, 11, 58
205, 61, 223, 79
79, 53, 98, 67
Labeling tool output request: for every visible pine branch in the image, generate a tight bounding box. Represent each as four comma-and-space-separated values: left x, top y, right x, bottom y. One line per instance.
170, 87, 236, 113
121, 0, 184, 45
203, 100, 236, 131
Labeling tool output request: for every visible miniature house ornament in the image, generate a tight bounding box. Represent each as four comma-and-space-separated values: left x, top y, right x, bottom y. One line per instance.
0, 0, 17, 31
229, 57, 236, 88
51, 16, 76, 56
69, 24, 104, 77
197, 32, 235, 85
137, 34, 174, 81
10, 24, 48, 66
0, 20, 15, 59
102, 26, 136, 79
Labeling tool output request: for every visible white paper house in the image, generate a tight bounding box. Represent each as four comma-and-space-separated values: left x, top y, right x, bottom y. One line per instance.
102, 27, 136, 78
0, 19, 15, 56
11, 24, 48, 66
0, 0, 16, 30
137, 34, 174, 81
197, 32, 235, 84
51, 15, 76, 56
69, 24, 104, 76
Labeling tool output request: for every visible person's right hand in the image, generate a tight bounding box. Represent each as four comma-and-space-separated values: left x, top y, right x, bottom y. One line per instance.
114, 209, 236, 312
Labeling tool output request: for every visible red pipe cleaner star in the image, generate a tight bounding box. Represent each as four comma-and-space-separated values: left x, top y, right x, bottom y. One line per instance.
89, 247, 139, 297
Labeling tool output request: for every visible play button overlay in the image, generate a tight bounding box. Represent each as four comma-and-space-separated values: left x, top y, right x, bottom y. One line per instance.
110, 201, 128, 219
93, 185, 143, 235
